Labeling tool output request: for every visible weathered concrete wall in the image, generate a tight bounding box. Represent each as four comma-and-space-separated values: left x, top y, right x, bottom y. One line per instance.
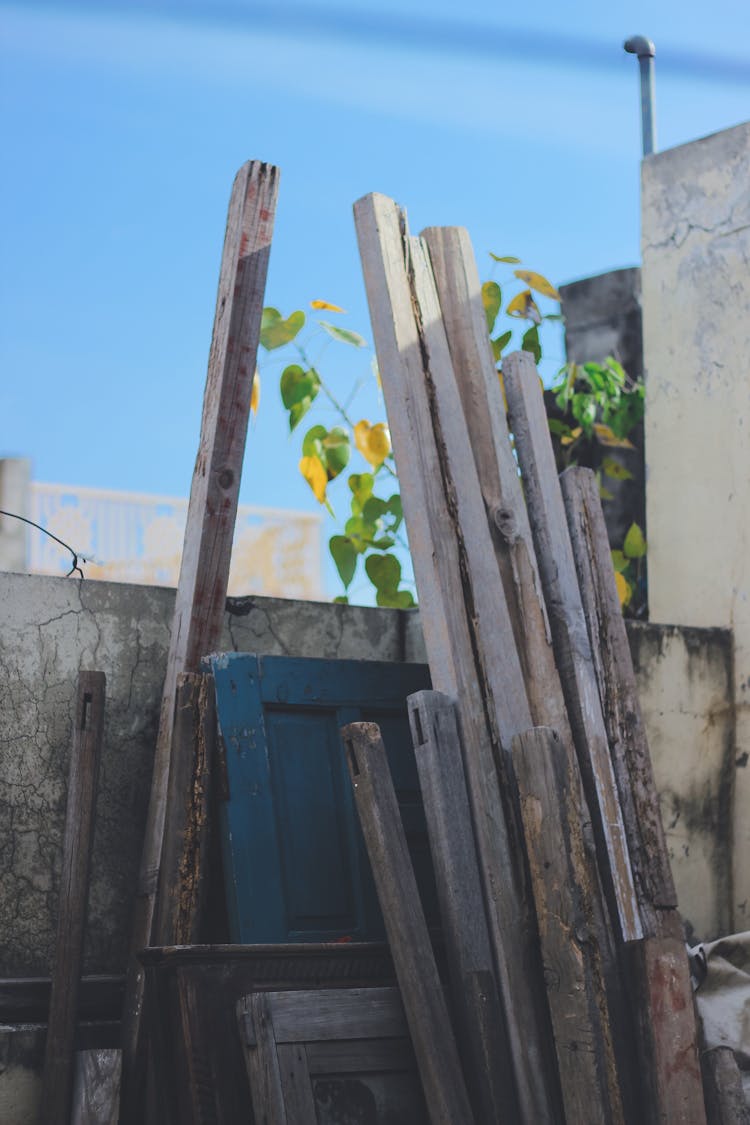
0, 570, 733, 982
642, 120, 750, 930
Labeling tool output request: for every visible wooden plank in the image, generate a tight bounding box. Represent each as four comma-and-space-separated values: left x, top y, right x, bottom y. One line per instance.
341, 721, 475, 1125
71, 1049, 121, 1125
237, 992, 288, 1125
267, 987, 409, 1043
512, 725, 625, 1125
41, 670, 106, 1125
275, 1045, 318, 1123
560, 466, 677, 919
119, 160, 278, 1116
304, 1039, 410, 1074
627, 937, 707, 1125
154, 673, 216, 946
503, 348, 642, 944
408, 689, 512, 1125
700, 1047, 748, 1125
354, 192, 558, 1123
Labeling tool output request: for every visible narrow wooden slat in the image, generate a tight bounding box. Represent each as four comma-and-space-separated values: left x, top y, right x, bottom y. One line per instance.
154, 673, 216, 946
237, 992, 288, 1125
560, 466, 677, 919
700, 1047, 748, 1125
408, 689, 512, 1125
354, 192, 558, 1123
275, 1045, 318, 1122
71, 1049, 121, 1125
512, 726, 625, 1125
267, 987, 408, 1043
41, 671, 106, 1125
503, 348, 642, 944
626, 938, 707, 1125
341, 721, 475, 1125
119, 161, 278, 1117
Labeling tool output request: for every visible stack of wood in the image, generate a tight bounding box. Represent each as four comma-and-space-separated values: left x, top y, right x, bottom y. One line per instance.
344, 194, 710, 1124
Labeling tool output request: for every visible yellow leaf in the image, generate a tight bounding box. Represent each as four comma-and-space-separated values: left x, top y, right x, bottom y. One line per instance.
615, 571, 632, 607
593, 423, 635, 450
354, 420, 391, 468
299, 454, 327, 503
250, 371, 260, 416
506, 289, 542, 324
513, 269, 561, 301
310, 299, 346, 313
560, 426, 582, 446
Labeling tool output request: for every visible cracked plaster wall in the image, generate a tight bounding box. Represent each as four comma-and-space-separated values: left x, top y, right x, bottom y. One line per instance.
642, 121, 750, 930
0, 570, 734, 988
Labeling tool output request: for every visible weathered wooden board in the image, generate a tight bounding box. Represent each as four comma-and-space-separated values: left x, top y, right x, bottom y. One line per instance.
120, 160, 278, 1121
700, 1046, 748, 1125
341, 721, 475, 1125
408, 689, 511, 1125
71, 1049, 121, 1125
560, 466, 676, 920
627, 937, 707, 1125
354, 192, 558, 1122
504, 348, 641, 945
154, 673, 216, 946
513, 726, 625, 1125
41, 671, 106, 1125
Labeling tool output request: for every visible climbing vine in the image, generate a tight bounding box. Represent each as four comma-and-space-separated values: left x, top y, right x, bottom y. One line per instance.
258, 256, 646, 612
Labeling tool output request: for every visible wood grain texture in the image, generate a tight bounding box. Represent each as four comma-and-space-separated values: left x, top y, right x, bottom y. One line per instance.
560, 466, 677, 918
120, 161, 278, 1120
503, 348, 641, 945
627, 937, 707, 1125
154, 673, 216, 946
238, 992, 288, 1125
71, 1049, 121, 1125
341, 721, 475, 1125
408, 689, 512, 1125
700, 1047, 749, 1125
512, 726, 625, 1125
41, 671, 106, 1125
354, 192, 559, 1123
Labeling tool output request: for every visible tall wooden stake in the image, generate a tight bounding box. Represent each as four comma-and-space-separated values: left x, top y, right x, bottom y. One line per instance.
41, 671, 106, 1125
118, 161, 278, 1122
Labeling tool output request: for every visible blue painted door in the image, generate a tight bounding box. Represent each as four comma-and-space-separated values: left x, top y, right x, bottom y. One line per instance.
208, 653, 436, 944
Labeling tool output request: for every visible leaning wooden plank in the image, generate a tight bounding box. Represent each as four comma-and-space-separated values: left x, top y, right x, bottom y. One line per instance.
71, 1049, 121, 1125
119, 160, 279, 1119
503, 348, 641, 945
626, 937, 707, 1125
512, 725, 625, 1125
41, 671, 106, 1125
408, 689, 512, 1125
700, 1047, 748, 1125
154, 673, 216, 946
354, 193, 558, 1122
341, 721, 475, 1125
237, 992, 288, 1125
560, 465, 676, 921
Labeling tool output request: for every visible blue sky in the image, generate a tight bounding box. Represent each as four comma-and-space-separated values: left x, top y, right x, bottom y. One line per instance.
2, 0, 749, 598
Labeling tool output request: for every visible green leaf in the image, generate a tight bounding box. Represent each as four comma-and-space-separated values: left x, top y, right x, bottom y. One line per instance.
611, 550, 629, 573
371, 536, 396, 550
623, 522, 647, 560
547, 418, 572, 437
602, 456, 634, 482
319, 321, 367, 348
362, 496, 388, 523
481, 281, 502, 333
489, 254, 521, 263
365, 552, 401, 593
302, 424, 327, 459
289, 400, 312, 431
322, 426, 351, 479
522, 324, 541, 364
260, 308, 305, 350
329, 535, 357, 589
349, 472, 374, 501
345, 516, 377, 553
280, 365, 320, 409
333, 595, 349, 604
491, 330, 512, 361
376, 588, 416, 608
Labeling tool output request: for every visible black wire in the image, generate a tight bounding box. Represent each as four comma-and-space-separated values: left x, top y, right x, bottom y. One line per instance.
0, 509, 86, 578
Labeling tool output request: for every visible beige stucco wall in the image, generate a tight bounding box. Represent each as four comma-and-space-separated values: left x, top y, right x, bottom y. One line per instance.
642, 121, 750, 930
